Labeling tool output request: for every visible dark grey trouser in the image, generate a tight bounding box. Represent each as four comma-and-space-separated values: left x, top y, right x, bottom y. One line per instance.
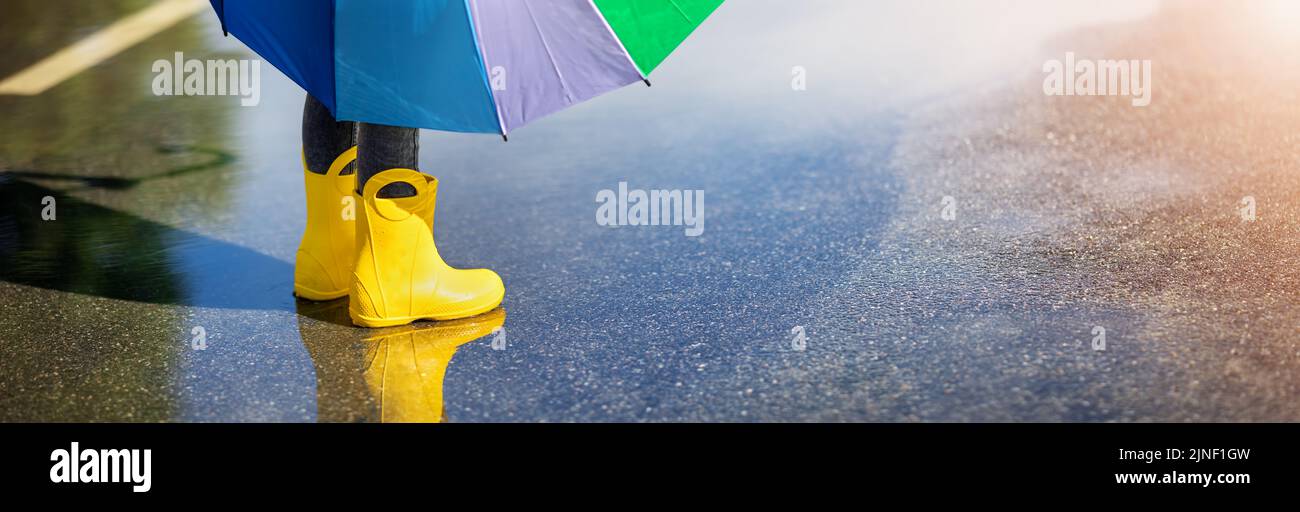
302, 94, 418, 195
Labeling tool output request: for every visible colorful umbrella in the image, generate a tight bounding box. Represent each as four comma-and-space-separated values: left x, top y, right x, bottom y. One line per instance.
210, 0, 724, 139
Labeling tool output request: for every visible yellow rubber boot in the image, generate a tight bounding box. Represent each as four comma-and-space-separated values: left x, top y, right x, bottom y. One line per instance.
362, 308, 505, 422
350, 169, 505, 328
294, 147, 359, 301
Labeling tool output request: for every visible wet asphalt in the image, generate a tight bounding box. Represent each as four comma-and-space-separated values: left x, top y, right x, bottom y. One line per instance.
2, 0, 1299, 422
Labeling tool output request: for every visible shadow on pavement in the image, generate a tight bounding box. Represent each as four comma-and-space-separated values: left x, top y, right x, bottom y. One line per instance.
0, 175, 292, 310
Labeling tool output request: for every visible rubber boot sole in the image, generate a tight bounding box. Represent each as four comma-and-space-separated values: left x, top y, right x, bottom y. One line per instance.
349, 287, 504, 328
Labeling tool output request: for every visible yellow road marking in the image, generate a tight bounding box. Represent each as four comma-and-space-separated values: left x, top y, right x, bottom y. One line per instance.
0, 0, 208, 96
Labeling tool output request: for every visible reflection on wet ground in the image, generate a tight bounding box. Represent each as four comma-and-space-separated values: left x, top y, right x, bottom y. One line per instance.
299, 302, 504, 423
3, 0, 1299, 421
4, 145, 234, 191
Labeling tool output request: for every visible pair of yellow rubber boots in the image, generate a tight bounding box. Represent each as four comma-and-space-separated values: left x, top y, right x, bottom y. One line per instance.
293, 148, 504, 328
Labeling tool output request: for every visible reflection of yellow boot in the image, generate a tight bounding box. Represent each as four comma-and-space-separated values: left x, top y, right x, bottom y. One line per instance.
296, 300, 374, 423
349, 169, 505, 328
294, 147, 359, 301
362, 308, 504, 422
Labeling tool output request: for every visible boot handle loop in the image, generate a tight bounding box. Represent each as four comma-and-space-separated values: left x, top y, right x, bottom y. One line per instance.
364, 169, 432, 221
326, 147, 359, 177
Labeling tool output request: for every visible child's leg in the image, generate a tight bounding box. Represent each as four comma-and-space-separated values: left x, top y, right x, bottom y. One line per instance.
302, 94, 357, 175
357, 122, 419, 197
294, 94, 360, 301
347, 134, 504, 327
